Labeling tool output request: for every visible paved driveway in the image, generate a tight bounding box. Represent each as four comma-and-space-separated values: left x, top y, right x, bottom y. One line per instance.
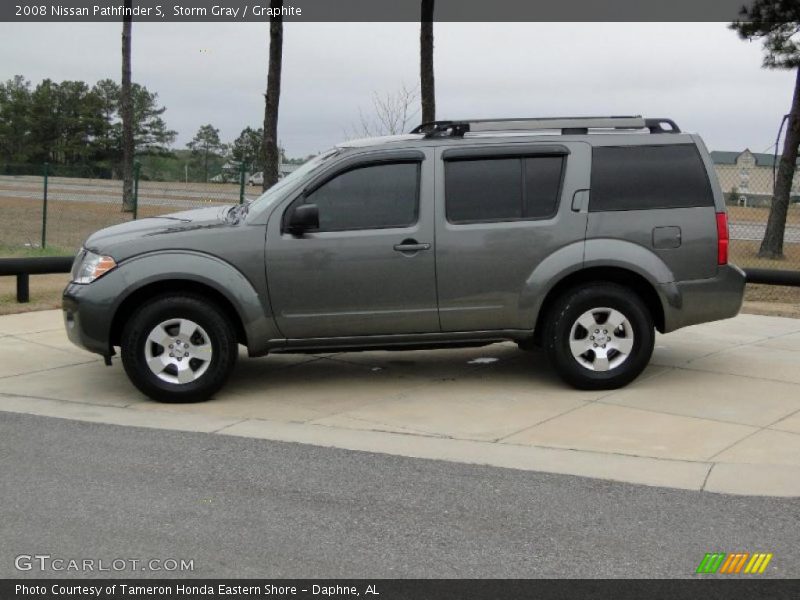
1, 310, 800, 496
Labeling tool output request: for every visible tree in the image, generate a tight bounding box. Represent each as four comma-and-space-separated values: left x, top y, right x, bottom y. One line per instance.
26, 79, 105, 166
121, 0, 135, 211
732, 5, 800, 258
188, 124, 225, 182
420, 0, 436, 126
231, 126, 264, 173
348, 84, 419, 138
129, 84, 176, 155
0, 76, 33, 163
0, 75, 173, 172
49, 80, 104, 164
92, 78, 120, 160
262, 0, 283, 192
89, 80, 175, 165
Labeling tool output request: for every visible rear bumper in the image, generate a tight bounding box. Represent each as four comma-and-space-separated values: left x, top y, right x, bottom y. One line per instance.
659, 264, 746, 332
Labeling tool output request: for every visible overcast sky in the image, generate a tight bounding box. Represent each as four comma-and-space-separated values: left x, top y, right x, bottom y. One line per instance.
0, 22, 796, 157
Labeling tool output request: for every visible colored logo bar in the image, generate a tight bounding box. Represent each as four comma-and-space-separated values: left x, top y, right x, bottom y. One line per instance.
696, 552, 773, 574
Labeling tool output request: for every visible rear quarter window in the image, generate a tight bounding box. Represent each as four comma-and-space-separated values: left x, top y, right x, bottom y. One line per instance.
590, 144, 714, 212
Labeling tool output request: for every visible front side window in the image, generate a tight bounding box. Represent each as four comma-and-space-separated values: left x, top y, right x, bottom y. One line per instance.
249, 148, 340, 213
303, 162, 420, 232
445, 155, 564, 223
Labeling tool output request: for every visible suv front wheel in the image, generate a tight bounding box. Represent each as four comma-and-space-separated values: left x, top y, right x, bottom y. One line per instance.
543, 283, 654, 390
121, 295, 238, 403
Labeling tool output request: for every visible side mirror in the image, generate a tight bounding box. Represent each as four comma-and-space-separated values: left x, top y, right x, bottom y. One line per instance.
287, 203, 320, 236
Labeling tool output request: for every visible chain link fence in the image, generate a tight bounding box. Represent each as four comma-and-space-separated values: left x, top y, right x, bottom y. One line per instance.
0, 161, 255, 256
715, 156, 800, 307
1, 158, 798, 308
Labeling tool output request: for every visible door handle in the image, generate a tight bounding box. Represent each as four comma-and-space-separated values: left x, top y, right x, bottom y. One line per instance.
393, 239, 431, 253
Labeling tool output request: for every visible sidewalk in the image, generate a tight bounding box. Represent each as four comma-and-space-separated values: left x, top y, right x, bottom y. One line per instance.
2, 309, 800, 496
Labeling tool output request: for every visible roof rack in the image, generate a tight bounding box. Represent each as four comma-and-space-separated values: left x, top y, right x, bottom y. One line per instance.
410, 116, 681, 137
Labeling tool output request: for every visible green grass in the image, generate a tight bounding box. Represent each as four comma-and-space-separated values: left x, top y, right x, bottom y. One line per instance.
0, 244, 73, 258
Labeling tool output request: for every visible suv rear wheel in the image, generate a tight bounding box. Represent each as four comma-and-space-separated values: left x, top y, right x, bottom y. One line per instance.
121, 295, 238, 403
543, 283, 654, 390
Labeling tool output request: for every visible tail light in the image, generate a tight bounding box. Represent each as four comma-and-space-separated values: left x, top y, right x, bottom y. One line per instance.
716, 212, 729, 265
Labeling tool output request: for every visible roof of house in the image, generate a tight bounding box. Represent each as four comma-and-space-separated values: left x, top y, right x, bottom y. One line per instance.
279, 163, 301, 174
710, 150, 800, 167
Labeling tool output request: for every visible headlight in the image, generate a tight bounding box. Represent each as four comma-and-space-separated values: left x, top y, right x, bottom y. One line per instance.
72, 249, 117, 284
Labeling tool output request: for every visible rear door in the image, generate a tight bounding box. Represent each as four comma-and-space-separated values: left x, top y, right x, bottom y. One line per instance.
434, 142, 590, 332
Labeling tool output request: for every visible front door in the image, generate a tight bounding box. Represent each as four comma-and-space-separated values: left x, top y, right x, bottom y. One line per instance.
265, 150, 438, 340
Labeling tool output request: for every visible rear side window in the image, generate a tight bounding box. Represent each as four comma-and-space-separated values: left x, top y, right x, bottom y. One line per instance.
304, 161, 420, 231
445, 155, 564, 223
590, 145, 714, 212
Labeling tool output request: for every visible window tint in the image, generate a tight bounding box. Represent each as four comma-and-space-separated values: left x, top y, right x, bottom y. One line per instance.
446, 159, 521, 222
305, 162, 419, 231
524, 156, 564, 218
590, 145, 714, 212
445, 155, 564, 223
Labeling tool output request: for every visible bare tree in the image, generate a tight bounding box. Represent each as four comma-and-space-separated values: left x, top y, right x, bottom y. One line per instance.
420, 0, 436, 125
347, 84, 420, 139
120, 0, 134, 212
262, 0, 283, 192
731, 6, 800, 259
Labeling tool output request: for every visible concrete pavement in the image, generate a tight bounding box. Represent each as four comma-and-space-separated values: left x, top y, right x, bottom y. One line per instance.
1, 310, 800, 496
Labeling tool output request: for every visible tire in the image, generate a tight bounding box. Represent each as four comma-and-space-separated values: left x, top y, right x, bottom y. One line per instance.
121, 294, 238, 403
543, 283, 654, 390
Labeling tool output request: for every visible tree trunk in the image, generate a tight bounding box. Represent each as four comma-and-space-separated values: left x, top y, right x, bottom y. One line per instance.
759, 67, 800, 259
120, 0, 135, 212
420, 0, 435, 126
262, 0, 283, 192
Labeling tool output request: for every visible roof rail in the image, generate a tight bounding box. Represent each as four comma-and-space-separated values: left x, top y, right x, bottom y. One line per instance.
410, 116, 681, 137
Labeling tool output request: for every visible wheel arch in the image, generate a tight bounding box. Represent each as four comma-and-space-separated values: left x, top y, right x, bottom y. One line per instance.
110, 279, 248, 348
533, 266, 666, 345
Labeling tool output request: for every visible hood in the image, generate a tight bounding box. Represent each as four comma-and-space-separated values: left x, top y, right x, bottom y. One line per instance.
84, 205, 242, 259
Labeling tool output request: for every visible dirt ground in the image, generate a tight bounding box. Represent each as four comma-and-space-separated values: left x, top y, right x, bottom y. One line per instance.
0, 195, 229, 253
727, 204, 800, 226
0, 272, 69, 316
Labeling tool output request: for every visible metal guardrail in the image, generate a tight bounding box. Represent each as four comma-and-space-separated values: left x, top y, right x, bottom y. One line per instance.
0, 257, 798, 305
743, 268, 800, 288
0, 256, 73, 302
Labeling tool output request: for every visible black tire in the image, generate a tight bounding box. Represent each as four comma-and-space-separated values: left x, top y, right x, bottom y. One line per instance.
543, 283, 654, 390
121, 294, 238, 403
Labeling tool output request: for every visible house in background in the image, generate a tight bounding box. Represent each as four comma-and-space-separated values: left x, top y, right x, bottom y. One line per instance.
711, 149, 800, 207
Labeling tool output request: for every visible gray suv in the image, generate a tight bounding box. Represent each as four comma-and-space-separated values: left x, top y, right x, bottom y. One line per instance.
63, 116, 745, 402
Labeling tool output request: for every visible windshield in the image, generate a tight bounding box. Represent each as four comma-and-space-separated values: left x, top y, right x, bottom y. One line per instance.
247, 148, 341, 212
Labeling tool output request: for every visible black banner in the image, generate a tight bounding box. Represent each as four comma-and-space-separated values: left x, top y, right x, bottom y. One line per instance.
1, 0, 761, 23
3, 579, 800, 600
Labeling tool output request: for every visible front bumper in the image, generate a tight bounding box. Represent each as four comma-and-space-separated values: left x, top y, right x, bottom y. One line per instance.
62, 281, 116, 358
660, 264, 747, 332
